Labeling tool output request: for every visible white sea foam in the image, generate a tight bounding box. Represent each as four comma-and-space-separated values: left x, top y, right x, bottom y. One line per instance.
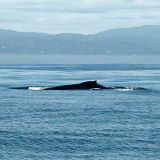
117, 88, 134, 91
90, 88, 101, 90
29, 87, 49, 90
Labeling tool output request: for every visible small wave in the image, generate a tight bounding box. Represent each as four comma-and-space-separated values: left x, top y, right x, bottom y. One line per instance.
116, 86, 146, 91
29, 87, 49, 91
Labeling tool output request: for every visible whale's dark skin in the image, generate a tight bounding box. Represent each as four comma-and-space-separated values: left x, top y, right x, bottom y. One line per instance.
10, 80, 146, 90
44, 80, 107, 90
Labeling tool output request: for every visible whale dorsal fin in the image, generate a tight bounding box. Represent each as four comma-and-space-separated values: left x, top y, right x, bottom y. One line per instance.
91, 80, 97, 83
82, 80, 97, 84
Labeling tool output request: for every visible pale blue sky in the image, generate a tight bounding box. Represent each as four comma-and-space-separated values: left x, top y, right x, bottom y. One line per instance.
0, 0, 160, 34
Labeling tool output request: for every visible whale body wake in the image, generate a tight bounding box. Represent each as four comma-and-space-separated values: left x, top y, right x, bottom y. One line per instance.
11, 80, 146, 91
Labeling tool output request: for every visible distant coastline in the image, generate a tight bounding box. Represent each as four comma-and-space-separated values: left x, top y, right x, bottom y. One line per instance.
0, 25, 160, 55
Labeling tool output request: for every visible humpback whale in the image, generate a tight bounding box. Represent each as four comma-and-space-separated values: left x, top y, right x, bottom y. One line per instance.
44, 80, 106, 90
10, 80, 146, 90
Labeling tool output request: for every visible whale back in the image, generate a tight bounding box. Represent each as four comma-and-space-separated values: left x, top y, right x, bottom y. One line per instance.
10, 80, 146, 90
46, 80, 107, 90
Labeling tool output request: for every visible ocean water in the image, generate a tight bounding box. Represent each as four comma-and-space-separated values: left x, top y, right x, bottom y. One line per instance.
0, 64, 160, 160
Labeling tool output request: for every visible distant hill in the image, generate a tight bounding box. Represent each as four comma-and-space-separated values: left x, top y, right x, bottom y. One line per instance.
0, 25, 160, 55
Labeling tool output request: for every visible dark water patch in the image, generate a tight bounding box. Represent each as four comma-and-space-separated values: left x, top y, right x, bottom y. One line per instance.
10, 86, 29, 90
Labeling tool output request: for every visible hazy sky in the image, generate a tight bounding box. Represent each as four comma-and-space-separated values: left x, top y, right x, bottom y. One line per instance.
0, 0, 160, 34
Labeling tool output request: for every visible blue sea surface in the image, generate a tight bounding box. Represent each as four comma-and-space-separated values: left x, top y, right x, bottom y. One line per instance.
0, 64, 160, 160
